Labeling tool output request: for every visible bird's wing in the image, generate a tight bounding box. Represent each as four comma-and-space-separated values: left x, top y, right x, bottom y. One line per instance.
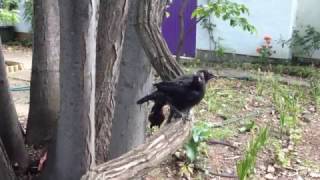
153, 74, 195, 89
154, 81, 187, 94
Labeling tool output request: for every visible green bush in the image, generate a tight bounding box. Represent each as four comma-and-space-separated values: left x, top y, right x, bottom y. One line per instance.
0, 0, 20, 25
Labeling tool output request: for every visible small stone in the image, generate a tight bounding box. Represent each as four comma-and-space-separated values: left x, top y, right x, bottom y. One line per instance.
259, 165, 266, 171
302, 114, 312, 123
267, 165, 275, 173
296, 175, 304, 180
265, 173, 276, 179
308, 106, 316, 112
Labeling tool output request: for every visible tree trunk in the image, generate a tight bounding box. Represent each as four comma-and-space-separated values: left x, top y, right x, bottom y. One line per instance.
0, 39, 28, 173
82, 118, 193, 180
26, 0, 60, 147
108, 0, 153, 160
136, 0, 184, 80
175, 0, 189, 62
0, 139, 16, 180
95, 0, 129, 164
40, 1, 99, 179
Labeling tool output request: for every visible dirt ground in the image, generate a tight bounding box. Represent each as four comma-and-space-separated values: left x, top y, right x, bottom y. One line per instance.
4, 46, 31, 130
5, 47, 320, 180
146, 79, 320, 180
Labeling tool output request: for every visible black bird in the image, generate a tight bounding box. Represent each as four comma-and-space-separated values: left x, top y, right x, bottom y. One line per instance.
137, 70, 215, 128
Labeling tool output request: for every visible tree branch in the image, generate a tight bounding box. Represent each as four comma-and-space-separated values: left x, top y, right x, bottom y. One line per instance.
82, 117, 193, 180
136, 0, 184, 80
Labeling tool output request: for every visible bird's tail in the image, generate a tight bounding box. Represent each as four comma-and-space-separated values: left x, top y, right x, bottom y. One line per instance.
137, 92, 160, 104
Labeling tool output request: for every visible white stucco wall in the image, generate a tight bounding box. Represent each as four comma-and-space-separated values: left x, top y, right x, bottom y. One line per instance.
14, 0, 32, 33
295, 0, 320, 59
196, 0, 298, 59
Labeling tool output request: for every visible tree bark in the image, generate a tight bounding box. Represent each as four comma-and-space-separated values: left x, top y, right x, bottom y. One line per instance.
175, 0, 189, 62
0, 39, 28, 173
108, 0, 153, 160
0, 139, 16, 180
136, 0, 184, 80
26, 0, 60, 147
40, 1, 99, 179
95, 0, 129, 164
82, 118, 193, 180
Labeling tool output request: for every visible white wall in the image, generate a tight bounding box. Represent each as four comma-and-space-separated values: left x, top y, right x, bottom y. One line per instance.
295, 0, 320, 59
197, 0, 298, 59
14, 0, 32, 33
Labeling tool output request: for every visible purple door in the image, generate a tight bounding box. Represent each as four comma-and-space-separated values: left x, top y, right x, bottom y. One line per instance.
162, 0, 197, 57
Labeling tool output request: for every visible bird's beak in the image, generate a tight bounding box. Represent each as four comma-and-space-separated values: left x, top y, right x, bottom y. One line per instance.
207, 73, 216, 80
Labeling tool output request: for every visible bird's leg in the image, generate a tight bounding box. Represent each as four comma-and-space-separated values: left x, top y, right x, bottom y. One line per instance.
183, 110, 191, 121
171, 106, 182, 119
167, 109, 174, 124
167, 105, 182, 124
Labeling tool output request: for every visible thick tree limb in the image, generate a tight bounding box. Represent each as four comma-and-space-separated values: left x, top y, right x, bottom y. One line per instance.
82, 117, 193, 180
136, 0, 184, 80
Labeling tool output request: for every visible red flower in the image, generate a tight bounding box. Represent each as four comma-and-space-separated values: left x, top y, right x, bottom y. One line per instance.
256, 47, 261, 53
264, 35, 272, 41
264, 35, 272, 44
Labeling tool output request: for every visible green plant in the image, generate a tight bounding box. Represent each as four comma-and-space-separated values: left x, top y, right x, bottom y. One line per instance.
310, 76, 320, 110
237, 127, 269, 180
23, 0, 33, 24
192, 0, 256, 56
0, 0, 20, 25
185, 121, 215, 162
256, 35, 276, 61
239, 120, 256, 133
272, 81, 301, 131
272, 139, 291, 167
280, 25, 320, 57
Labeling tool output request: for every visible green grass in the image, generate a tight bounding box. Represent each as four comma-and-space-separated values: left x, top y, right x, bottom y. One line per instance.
203, 80, 246, 118
237, 127, 269, 180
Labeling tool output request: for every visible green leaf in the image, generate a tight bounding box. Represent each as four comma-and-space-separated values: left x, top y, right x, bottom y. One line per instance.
185, 141, 198, 162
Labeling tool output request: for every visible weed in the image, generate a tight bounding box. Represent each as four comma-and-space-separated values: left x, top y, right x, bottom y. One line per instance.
185, 121, 215, 162
272, 139, 291, 167
239, 120, 256, 133
310, 76, 320, 110
271, 80, 301, 131
237, 127, 269, 180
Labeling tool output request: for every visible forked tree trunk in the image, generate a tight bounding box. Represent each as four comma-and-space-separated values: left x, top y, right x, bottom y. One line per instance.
95, 0, 129, 164
0, 139, 16, 180
26, 0, 60, 147
136, 0, 184, 80
40, 1, 99, 179
0, 39, 28, 173
108, 0, 153, 160
82, 1, 194, 179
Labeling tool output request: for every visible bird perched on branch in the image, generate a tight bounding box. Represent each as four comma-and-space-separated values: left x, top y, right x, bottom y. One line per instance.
137, 69, 215, 128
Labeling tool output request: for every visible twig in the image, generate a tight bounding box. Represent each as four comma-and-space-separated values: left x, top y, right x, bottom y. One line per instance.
206, 140, 237, 149
212, 109, 271, 128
